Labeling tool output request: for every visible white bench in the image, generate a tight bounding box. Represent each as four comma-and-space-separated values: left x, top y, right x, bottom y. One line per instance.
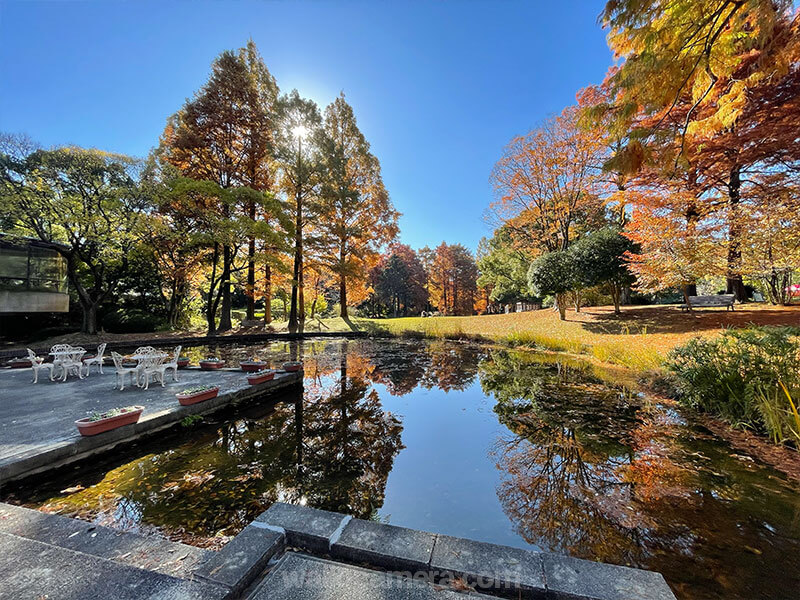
680, 294, 735, 311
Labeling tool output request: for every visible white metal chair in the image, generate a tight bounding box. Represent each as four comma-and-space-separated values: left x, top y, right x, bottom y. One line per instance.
138, 352, 166, 390
55, 346, 86, 382
27, 348, 55, 384
82, 342, 107, 375
157, 345, 181, 383
112, 351, 139, 390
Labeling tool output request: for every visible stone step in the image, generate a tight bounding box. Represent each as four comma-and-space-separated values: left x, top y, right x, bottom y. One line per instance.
0, 531, 225, 600
0, 502, 210, 578
247, 552, 497, 600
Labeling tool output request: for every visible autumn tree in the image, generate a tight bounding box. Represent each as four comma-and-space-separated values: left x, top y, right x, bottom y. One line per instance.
274, 90, 323, 333
310, 93, 398, 319
488, 106, 606, 256
161, 40, 279, 331
0, 145, 144, 333
598, 1, 800, 300
370, 243, 427, 317
427, 243, 479, 315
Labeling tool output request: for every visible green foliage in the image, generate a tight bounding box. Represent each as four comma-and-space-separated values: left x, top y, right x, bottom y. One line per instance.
527, 250, 578, 297
477, 228, 538, 305
668, 326, 800, 441
102, 308, 165, 333
180, 415, 204, 428
570, 227, 636, 289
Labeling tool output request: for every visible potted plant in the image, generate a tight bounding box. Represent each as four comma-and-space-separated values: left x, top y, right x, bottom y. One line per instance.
176, 385, 220, 406
199, 358, 226, 371
8, 357, 32, 369
239, 358, 267, 373
281, 361, 302, 372
75, 406, 144, 437
247, 368, 277, 385
176, 356, 190, 368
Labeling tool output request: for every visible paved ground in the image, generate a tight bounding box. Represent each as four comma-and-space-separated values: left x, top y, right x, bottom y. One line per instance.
0, 366, 258, 463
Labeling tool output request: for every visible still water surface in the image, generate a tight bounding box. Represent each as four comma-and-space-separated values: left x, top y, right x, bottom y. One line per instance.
11, 339, 800, 599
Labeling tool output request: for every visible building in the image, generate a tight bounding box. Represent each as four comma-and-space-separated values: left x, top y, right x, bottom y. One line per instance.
0, 234, 69, 313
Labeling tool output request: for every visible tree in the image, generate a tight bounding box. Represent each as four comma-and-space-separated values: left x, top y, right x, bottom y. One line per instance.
274, 90, 323, 333
622, 189, 725, 309
427, 243, 479, 315
477, 228, 538, 310
372, 244, 427, 317
527, 251, 578, 320
570, 227, 637, 314
311, 93, 398, 319
1, 146, 144, 333
488, 106, 606, 255
161, 41, 279, 331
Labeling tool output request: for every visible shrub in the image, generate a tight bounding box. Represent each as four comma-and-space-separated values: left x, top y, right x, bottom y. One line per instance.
667, 326, 800, 438
102, 308, 165, 333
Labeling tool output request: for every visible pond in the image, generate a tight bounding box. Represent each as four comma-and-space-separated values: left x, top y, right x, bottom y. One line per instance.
7, 338, 800, 599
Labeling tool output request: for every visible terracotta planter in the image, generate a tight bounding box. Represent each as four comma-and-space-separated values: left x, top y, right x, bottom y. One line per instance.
247, 370, 276, 385
75, 406, 143, 437
282, 362, 302, 372
8, 358, 32, 368
240, 360, 267, 373
177, 358, 190, 369
176, 387, 219, 406
199, 360, 225, 371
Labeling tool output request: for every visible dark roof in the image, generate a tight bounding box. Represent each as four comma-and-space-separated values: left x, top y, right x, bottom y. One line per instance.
0, 232, 70, 252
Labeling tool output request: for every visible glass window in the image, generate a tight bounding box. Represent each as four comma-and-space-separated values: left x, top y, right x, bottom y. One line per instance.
0, 248, 29, 279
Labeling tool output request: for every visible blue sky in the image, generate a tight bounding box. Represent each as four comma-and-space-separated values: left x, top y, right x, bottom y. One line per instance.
0, 1, 613, 252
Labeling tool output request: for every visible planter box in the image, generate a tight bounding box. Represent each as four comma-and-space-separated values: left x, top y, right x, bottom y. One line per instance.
177, 358, 190, 369
247, 370, 276, 385
75, 407, 144, 437
282, 362, 302, 372
199, 360, 226, 371
8, 358, 32, 369
176, 387, 219, 406
240, 361, 267, 373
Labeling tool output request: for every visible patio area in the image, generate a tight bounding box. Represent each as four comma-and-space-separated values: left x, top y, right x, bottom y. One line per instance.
0, 365, 303, 484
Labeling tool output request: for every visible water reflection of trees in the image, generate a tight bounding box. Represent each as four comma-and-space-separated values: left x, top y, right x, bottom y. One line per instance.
44, 350, 404, 540
481, 349, 647, 564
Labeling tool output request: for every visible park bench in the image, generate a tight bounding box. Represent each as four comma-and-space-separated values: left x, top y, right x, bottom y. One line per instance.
680, 294, 735, 311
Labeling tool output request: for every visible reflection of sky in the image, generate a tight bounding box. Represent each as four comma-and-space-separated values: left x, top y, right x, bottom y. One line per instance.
376, 378, 534, 550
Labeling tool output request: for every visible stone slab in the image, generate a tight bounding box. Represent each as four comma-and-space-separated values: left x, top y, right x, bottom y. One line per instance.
247, 552, 497, 600
194, 524, 284, 593
0, 502, 210, 578
331, 517, 436, 571
0, 531, 226, 600
543, 553, 676, 600
0, 366, 302, 484
255, 502, 348, 554
430, 533, 547, 599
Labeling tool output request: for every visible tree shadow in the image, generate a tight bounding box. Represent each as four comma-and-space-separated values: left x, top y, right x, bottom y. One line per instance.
578, 305, 800, 336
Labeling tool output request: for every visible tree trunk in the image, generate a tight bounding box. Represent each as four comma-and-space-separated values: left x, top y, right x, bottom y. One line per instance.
218, 244, 233, 332
339, 272, 348, 318
206, 243, 220, 335
611, 284, 621, 315
81, 301, 99, 335
682, 286, 693, 312
726, 166, 746, 302
246, 200, 256, 321
289, 190, 303, 334
264, 263, 272, 324
555, 293, 567, 320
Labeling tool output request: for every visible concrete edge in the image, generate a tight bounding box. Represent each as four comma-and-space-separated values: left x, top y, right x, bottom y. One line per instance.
0, 371, 303, 485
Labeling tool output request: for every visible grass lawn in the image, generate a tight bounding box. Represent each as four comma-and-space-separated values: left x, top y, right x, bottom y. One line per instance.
353, 304, 800, 372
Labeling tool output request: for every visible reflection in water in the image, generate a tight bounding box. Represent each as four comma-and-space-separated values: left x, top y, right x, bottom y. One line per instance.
10, 339, 800, 599
481, 349, 800, 600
